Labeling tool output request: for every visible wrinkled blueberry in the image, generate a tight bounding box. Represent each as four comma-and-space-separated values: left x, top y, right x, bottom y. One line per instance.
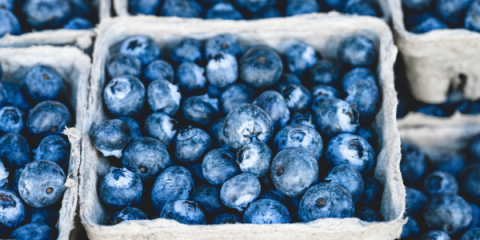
359, 177, 383, 209
118, 117, 142, 141
223, 104, 273, 151
220, 84, 255, 114
354, 206, 382, 222
111, 206, 147, 225
161, 0, 204, 18
174, 126, 211, 164
147, 79, 181, 116
209, 117, 226, 148
274, 124, 323, 160
400, 142, 426, 185
170, 38, 204, 65
63, 17, 93, 30
202, 148, 240, 186
402, 218, 421, 239
22, 0, 72, 30
405, 187, 428, 218
421, 230, 451, 240
107, 53, 141, 79
285, 41, 319, 78
314, 98, 359, 139
206, 2, 244, 20
298, 182, 354, 222
220, 173, 261, 211
423, 171, 458, 197
458, 164, 480, 204
212, 212, 242, 224
240, 46, 283, 89
253, 90, 290, 128
90, 119, 130, 158
236, 141, 272, 178
190, 185, 224, 216
285, 0, 320, 16
206, 53, 238, 88
0, 9, 20, 37
151, 166, 194, 212
144, 60, 174, 85
338, 35, 377, 68
119, 35, 161, 66
143, 112, 177, 147
22, 65, 63, 102
160, 200, 206, 225
0, 106, 24, 135
182, 94, 219, 127
176, 63, 207, 95
345, 79, 380, 123
205, 34, 244, 60
33, 135, 70, 170
271, 148, 319, 197
19, 160, 66, 208
423, 193, 472, 234
325, 165, 364, 203
308, 60, 340, 87
104, 75, 145, 117
0, 133, 30, 169
244, 199, 291, 224
9, 223, 54, 240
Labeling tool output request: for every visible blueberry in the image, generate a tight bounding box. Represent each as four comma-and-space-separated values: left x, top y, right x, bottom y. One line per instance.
186, 163, 208, 186
354, 206, 382, 222
27, 102, 71, 140
170, 38, 204, 65
22, 65, 63, 102
270, 148, 319, 197
104, 76, 145, 117
161, 0, 204, 18
310, 85, 340, 113
325, 165, 364, 203
160, 200, 206, 225
190, 185, 224, 216
212, 212, 242, 224
173, 126, 211, 164
147, 79, 181, 116
111, 206, 147, 225
285, 0, 320, 16
405, 187, 428, 218
90, 119, 130, 158
240, 46, 283, 89
118, 117, 142, 141
423, 171, 458, 197
33, 135, 70, 170
0, 189, 26, 229
119, 35, 161, 67
253, 90, 290, 128
206, 53, 238, 88
402, 218, 421, 239
144, 60, 175, 85
285, 41, 319, 79
324, 0, 347, 11
107, 53, 141, 79
206, 2, 244, 20
400, 142, 426, 185
182, 94, 219, 127
298, 182, 354, 222
325, 133, 375, 176
274, 73, 302, 93
63, 17, 93, 30
345, 79, 380, 123
436, 0, 474, 26
220, 84, 255, 114
0, 160, 8, 188
290, 112, 315, 128
274, 124, 323, 160
143, 112, 177, 147
220, 173, 261, 211
27, 206, 59, 227
313, 98, 359, 139
257, 189, 288, 206
470, 135, 480, 162
405, 11, 437, 29
244, 199, 291, 224
208, 117, 226, 148
411, 17, 449, 33
205, 34, 244, 60
470, 203, 480, 230
236, 142, 272, 178
338, 35, 377, 68
282, 84, 311, 113
355, 126, 376, 145
458, 100, 480, 115
0, 106, 24, 135
0, 133, 30, 169
151, 166, 195, 212
458, 164, 480, 204
308, 60, 340, 87
2, 82, 31, 112
341, 67, 376, 91
176, 63, 207, 95
129, 0, 162, 15
100, 167, 142, 210
0, 9, 20, 37
343, 0, 380, 17
19, 160, 66, 208
9, 223, 54, 240
22, 0, 72, 30
421, 230, 451, 240
402, 0, 433, 11
466, 1, 480, 32
223, 104, 273, 151
0, 0, 13, 11
252, 6, 281, 19
414, 105, 447, 117
9, 168, 23, 193
122, 137, 171, 181
233, 0, 269, 14
202, 148, 240, 185
424, 193, 472, 234
359, 177, 383, 209
462, 228, 480, 240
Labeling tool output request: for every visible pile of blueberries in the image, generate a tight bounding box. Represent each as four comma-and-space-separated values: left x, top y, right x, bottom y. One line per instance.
0, 64, 73, 239
90, 33, 384, 226
0, 0, 96, 38
400, 137, 480, 239
402, 0, 480, 33
129, 0, 383, 20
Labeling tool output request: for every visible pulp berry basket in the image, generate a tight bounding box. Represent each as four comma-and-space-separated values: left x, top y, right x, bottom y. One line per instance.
0, 46, 91, 240
79, 14, 405, 240
387, 0, 480, 104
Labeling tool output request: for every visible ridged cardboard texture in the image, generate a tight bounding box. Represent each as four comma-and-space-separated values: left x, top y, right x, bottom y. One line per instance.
79, 14, 405, 240
387, 0, 480, 104
0, 46, 91, 240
